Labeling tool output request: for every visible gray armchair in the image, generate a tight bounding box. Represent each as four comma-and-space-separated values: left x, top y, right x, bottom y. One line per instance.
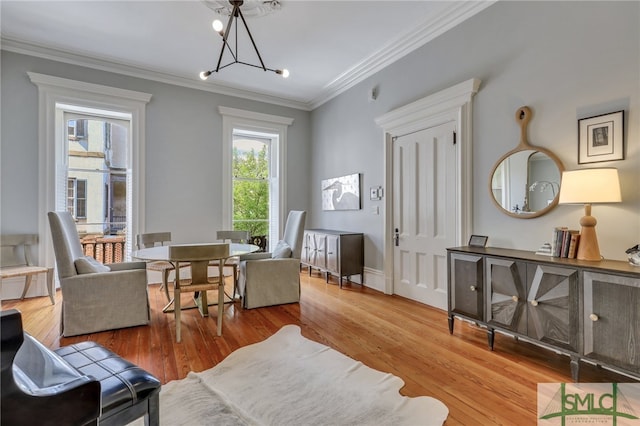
238, 210, 306, 309
48, 211, 150, 337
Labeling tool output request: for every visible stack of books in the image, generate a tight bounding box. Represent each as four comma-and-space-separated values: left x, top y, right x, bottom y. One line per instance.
551, 227, 580, 258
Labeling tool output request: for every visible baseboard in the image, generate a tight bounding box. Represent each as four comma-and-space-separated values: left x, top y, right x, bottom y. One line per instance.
362, 267, 385, 292
325, 267, 385, 293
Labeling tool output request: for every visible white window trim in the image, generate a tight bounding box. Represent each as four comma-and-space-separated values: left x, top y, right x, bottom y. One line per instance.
218, 106, 293, 245
28, 72, 152, 268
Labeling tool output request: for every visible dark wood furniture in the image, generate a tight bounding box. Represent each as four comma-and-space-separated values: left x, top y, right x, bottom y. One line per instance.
302, 229, 364, 287
447, 246, 640, 381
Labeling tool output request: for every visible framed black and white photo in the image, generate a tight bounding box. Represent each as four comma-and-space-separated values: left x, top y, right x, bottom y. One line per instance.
578, 110, 624, 164
468, 235, 488, 247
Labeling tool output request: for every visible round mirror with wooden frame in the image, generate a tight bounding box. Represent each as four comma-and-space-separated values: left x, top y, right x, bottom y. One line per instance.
489, 106, 564, 219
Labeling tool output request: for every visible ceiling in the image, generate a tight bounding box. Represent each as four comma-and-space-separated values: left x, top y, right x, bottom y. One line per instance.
1, 1, 493, 110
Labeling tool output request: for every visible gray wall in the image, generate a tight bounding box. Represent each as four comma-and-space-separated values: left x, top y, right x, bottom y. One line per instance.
1, 1, 638, 272
1, 51, 311, 244
310, 1, 639, 266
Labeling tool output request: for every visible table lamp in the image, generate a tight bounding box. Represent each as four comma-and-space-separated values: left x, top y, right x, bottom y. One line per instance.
558, 168, 621, 261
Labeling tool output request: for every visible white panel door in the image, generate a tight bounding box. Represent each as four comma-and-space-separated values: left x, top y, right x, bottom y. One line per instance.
392, 121, 457, 309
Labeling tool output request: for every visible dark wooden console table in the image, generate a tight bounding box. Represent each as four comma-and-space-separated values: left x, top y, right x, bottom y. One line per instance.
302, 229, 364, 287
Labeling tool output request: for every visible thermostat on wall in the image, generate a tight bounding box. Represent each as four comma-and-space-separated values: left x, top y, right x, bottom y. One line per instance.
370, 186, 383, 200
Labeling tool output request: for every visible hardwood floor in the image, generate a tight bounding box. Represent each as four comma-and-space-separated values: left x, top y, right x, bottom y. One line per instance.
3, 270, 635, 425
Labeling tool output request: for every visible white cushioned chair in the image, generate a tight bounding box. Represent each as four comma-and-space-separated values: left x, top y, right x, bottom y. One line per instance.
237, 210, 306, 309
48, 211, 150, 337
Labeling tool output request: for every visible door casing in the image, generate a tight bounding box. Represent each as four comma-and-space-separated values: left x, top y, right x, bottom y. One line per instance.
375, 78, 481, 295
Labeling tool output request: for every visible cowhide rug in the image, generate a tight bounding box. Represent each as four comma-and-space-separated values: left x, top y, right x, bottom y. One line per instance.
132, 324, 448, 425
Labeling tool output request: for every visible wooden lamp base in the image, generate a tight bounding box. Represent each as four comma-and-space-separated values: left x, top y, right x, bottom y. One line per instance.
576, 204, 602, 261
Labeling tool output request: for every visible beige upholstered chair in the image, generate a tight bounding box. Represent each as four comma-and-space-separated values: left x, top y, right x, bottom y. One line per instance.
48, 211, 150, 337
170, 243, 229, 342
238, 211, 306, 309
212, 230, 250, 299
136, 232, 180, 302
0, 234, 54, 304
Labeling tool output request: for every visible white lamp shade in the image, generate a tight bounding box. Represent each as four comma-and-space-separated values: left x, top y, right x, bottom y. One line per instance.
558, 168, 621, 204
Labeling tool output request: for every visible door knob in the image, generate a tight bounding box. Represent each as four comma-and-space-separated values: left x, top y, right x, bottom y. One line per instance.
394, 228, 400, 247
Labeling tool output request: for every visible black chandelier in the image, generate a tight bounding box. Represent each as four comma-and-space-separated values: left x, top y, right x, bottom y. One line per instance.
199, 0, 289, 80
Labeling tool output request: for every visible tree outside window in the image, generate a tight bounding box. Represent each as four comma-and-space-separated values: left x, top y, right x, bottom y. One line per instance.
232, 136, 270, 238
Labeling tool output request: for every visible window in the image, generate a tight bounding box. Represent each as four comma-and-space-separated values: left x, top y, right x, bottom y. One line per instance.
232, 133, 272, 238
29, 72, 151, 266
67, 178, 87, 219
219, 107, 293, 252
67, 119, 86, 140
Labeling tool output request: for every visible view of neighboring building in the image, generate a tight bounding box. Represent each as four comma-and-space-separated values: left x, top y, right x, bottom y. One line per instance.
67, 118, 128, 237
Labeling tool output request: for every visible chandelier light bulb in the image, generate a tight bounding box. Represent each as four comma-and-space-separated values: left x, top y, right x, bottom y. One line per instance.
277, 69, 290, 78
212, 19, 224, 33
199, 71, 212, 80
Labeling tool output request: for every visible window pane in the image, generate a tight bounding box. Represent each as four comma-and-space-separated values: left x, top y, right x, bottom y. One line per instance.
76, 180, 87, 218
76, 200, 87, 219
233, 180, 269, 237
67, 179, 75, 216
66, 117, 129, 235
232, 134, 271, 241
76, 180, 86, 198
233, 139, 269, 179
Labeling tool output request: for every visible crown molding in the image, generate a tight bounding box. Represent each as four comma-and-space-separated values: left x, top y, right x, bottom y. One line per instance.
1, 1, 493, 112
1, 37, 311, 110
308, 1, 495, 109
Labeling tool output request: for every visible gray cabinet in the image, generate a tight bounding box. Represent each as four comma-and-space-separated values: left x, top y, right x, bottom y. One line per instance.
485, 258, 579, 352
583, 271, 640, 375
448, 252, 484, 334
302, 229, 364, 287
447, 246, 640, 381
303, 230, 326, 271
485, 257, 527, 335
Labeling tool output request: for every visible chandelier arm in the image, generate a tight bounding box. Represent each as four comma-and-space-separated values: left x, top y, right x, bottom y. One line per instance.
221, 38, 237, 63
235, 61, 278, 73
215, 9, 237, 72
235, 6, 267, 71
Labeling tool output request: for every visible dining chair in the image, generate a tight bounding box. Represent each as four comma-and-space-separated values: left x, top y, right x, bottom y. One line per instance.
170, 243, 229, 342
212, 230, 250, 300
136, 232, 180, 302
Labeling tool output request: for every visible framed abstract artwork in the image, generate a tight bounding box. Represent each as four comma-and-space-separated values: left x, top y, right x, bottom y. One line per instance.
322, 173, 361, 211
578, 110, 624, 164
